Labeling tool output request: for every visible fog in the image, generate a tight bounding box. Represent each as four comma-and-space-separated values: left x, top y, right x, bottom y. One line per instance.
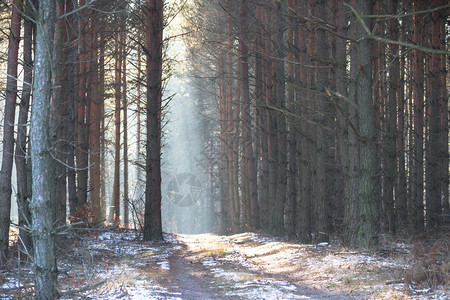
161, 74, 216, 234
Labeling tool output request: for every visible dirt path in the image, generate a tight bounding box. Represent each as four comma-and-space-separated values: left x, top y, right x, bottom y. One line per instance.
167, 243, 228, 299
2, 230, 446, 299
173, 233, 360, 300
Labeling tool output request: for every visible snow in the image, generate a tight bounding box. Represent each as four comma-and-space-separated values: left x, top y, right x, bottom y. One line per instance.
1, 230, 447, 299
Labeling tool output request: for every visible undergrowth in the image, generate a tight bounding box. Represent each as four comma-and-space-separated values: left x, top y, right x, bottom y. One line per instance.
405, 234, 449, 290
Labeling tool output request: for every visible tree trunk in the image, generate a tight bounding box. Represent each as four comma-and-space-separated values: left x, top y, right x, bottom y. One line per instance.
314, 0, 331, 243
136, 33, 142, 219
384, 0, 399, 235
122, 28, 129, 229
438, 4, 449, 226
65, 0, 78, 218
31, 0, 59, 296
411, 0, 425, 233
275, 0, 287, 237
15, 3, 33, 253
335, 0, 349, 238
53, 0, 67, 226
112, 34, 122, 224
218, 47, 231, 233
0, 1, 21, 266
255, 4, 269, 232
76, 0, 89, 210
426, 0, 445, 229
298, 0, 312, 243
354, 0, 379, 247
395, 0, 409, 233
89, 13, 102, 226
99, 29, 106, 223
266, 3, 281, 236
226, 10, 239, 233
286, 0, 297, 239
143, 0, 164, 241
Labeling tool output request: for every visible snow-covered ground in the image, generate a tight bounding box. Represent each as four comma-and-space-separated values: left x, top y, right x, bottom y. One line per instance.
0, 230, 448, 299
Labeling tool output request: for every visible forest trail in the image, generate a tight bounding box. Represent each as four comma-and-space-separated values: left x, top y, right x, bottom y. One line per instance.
1, 229, 447, 299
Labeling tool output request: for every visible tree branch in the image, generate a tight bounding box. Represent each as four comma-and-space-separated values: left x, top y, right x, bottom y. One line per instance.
344, 3, 450, 55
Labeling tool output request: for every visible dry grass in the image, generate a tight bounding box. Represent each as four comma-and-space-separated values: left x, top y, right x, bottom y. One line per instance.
405, 237, 449, 290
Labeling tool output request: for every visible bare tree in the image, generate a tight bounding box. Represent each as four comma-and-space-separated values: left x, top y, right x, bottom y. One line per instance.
143, 0, 164, 241
30, 0, 59, 296
0, 0, 21, 266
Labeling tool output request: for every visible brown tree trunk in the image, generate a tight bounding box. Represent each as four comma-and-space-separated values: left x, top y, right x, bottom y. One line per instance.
355, 0, 378, 248
112, 33, 122, 224
0, 1, 21, 266
135, 34, 142, 218
395, 0, 409, 233
219, 46, 231, 233
426, 0, 445, 229
122, 29, 129, 229
274, 0, 287, 237
53, 0, 66, 226
344, 0, 362, 246
255, 4, 269, 232
411, 0, 425, 233
99, 29, 106, 222
266, 2, 281, 236
438, 6, 449, 226
298, 0, 312, 243
314, 0, 331, 243
89, 13, 102, 226
335, 0, 349, 238
64, 0, 78, 219
76, 0, 88, 210
286, 0, 297, 239
225, 10, 239, 233
15, 1, 33, 252
143, 0, 163, 241
384, 0, 399, 235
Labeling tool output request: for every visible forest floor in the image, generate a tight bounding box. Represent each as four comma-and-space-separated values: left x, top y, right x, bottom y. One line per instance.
0, 228, 448, 299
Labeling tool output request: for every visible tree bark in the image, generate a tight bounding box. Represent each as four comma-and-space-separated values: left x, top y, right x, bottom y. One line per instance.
0, 0, 21, 266
395, 0, 408, 233
426, 0, 445, 229
384, 0, 399, 235
99, 29, 106, 223
314, 0, 331, 243
89, 12, 102, 226
76, 0, 89, 210
335, 0, 350, 239
255, 4, 269, 232
53, 0, 67, 226
218, 47, 231, 233
112, 33, 122, 224
411, 0, 425, 233
354, 0, 379, 247
298, 0, 312, 243
31, 0, 59, 296
266, 2, 281, 236
143, 0, 164, 241
286, 0, 297, 239
122, 28, 129, 229
225, 9, 239, 233
15, 2, 33, 253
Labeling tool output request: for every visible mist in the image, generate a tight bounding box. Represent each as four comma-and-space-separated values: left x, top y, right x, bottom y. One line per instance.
161, 74, 217, 234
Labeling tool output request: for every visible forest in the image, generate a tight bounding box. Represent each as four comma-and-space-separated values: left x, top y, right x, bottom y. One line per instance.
0, 0, 448, 298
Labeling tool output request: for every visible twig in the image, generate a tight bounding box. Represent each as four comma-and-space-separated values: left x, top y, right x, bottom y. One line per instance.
361, 5, 450, 19
58, 0, 97, 20
344, 3, 450, 56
